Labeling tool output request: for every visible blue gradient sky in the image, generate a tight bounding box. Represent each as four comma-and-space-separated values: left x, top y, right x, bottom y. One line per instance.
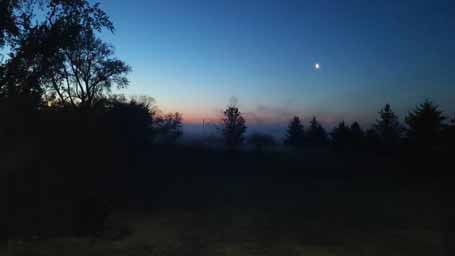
99, 0, 455, 125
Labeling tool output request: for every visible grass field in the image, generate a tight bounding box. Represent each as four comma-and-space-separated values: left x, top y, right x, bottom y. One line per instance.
3, 207, 449, 256
4, 149, 454, 255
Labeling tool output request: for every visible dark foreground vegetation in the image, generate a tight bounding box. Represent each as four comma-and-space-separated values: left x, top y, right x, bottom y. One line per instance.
2, 1, 455, 255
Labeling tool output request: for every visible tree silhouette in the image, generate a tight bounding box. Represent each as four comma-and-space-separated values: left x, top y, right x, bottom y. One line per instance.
0, 0, 124, 109
50, 33, 130, 108
284, 116, 305, 148
440, 114, 455, 152
0, 50, 44, 107
405, 100, 446, 148
221, 104, 247, 149
1, 0, 46, 104
0, 0, 21, 49
331, 121, 351, 150
306, 116, 327, 146
1, 0, 131, 239
374, 104, 402, 146
350, 122, 365, 149
154, 112, 184, 144
104, 95, 155, 147
446, 114, 455, 149
106, 95, 183, 145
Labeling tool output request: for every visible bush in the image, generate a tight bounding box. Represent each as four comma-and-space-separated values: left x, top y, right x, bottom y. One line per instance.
248, 132, 276, 151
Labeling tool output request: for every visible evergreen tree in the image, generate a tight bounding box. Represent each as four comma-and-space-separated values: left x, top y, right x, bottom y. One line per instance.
405, 100, 446, 148
350, 122, 364, 137
350, 122, 365, 148
331, 121, 351, 150
221, 104, 247, 149
284, 116, 305, 148
374, 104, 402, 146
306, 116, 327, 146
442, 113, 455, 151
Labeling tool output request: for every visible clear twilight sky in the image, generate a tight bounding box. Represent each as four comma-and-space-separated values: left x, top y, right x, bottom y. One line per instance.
99, 0, 455, 126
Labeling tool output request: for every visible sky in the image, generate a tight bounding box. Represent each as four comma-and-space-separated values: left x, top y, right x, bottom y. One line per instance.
98, 0, 455, 127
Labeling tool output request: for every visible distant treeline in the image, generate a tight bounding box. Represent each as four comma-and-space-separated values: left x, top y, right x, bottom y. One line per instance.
220, 101, 454, 154
285, 100, 454, 152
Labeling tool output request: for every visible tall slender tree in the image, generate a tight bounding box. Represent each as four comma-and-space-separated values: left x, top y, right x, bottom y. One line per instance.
350, 121, 365, 148
284, 116, 305, 148
306, 116, 327, 146
374, 104, 402, 146
331, 121, 351, 150
441, 113, 455, 150
221, 104, 247, 149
